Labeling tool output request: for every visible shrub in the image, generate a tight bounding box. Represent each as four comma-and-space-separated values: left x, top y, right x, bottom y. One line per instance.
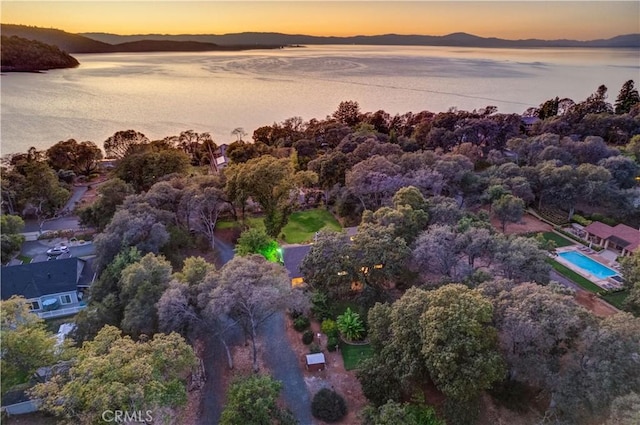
321, 319, 339, 338
311, 291, 332, 321
302, 330, 314, 345
337, 307, 365, 341
309, 343, 322, 354
293, 316, 310, 332
356, 357, 402, 407
588, 213, 617, 226
289, 310, 302, 319
311, 388, 347, 423
327, 336, 339, 352
571, 214, 592, 226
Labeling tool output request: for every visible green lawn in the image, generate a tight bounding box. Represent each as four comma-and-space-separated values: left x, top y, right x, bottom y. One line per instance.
216, 209, 341, 244
215, 220, 241, 230
340, 342, 374, 371
541, 232, 574, 248
280, 209, 342, 243
601, 290, 629, 310
547, 259, 602, 293
17, 255, 32, 264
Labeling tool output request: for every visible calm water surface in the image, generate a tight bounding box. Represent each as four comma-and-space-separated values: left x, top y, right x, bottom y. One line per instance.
1, 45, 638, 154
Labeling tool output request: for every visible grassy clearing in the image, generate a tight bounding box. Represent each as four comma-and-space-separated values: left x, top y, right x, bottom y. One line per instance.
17, 255, 32, 264
547, 259, 602, 293
280, 209, 342, 244
217, 209, 341, 244
215, 220, 240, 230
541, 232, 574, 248
247, 217, 266, 230
601, 290, 629, 310
340, 342, 374, 371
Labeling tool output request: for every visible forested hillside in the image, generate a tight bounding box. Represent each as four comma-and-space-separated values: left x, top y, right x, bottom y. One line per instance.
1, 24, 111, 53
1, 35, 79, 72
0, 24, 282, 53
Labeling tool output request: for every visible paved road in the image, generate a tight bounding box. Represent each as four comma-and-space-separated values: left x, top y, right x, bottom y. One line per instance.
20, 240, 95, 259
263, 312, 314, 424
23, 217, 82, 233
550, 270, 581, 292
23, 186, 88, 233
64, 185, 89, 211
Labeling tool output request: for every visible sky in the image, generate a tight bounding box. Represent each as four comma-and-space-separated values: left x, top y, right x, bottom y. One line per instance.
1, 1, 638, 40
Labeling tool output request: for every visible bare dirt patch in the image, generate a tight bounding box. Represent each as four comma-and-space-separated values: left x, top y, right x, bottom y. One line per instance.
478, 393, 544, 425
574, 290, 619, 317
490, 211, 553, 235
284, 317, 368, 425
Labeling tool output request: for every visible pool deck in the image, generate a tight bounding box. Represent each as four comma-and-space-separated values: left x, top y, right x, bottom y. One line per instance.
555, 246, 624, 290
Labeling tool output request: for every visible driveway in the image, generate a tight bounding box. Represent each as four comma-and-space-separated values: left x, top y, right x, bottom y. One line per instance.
212, 237, 235, 268
22, 186, 88, 233
23, 217, 82, 233
262, 312, 313, 424
197, 324, 243, 425
20, 240, 95, 259
197, 236, 237, 425
64, 185, 89, 212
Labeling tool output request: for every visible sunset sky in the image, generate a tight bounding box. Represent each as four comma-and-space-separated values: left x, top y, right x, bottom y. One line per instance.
2, 1, 638, 40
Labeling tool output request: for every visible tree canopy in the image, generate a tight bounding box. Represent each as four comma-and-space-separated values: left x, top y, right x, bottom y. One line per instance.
31, 325, 196, 425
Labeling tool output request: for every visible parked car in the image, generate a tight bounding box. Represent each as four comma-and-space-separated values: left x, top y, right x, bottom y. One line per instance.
46, 246, 69, 256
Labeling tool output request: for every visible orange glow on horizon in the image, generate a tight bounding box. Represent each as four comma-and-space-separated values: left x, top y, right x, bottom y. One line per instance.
1, 1, 638, 41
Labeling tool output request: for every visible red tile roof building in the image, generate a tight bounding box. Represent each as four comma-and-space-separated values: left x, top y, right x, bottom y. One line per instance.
584, 222, 640, 256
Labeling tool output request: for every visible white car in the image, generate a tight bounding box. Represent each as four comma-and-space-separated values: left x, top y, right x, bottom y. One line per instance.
46, 246, 70, 256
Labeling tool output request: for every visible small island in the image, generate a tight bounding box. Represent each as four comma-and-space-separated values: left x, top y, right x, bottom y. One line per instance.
1, 35, 79, 72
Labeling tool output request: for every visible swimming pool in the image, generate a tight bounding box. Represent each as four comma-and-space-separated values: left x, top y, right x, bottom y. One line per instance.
558, 251, 619, 279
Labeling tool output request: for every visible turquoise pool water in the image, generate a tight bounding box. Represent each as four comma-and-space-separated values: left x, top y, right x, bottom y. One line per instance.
558, 251, 618, 279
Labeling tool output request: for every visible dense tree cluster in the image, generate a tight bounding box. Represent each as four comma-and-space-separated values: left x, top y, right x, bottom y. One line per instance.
1, 215, 25, 262
31, 325, 196, 425
1, 151, 71, 228
4, 80, 638, 425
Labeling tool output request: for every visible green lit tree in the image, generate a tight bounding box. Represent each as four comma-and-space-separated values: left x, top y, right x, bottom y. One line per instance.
235, 228, 281, 263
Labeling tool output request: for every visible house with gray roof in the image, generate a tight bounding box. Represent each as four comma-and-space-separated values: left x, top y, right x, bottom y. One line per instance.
1, 258, 93, 319
282, 244, 312, 287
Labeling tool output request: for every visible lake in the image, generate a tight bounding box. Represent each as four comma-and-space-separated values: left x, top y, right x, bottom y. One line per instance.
1, 45, 638, 154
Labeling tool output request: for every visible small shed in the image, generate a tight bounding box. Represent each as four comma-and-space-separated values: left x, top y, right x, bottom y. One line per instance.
305, 353, 326, 372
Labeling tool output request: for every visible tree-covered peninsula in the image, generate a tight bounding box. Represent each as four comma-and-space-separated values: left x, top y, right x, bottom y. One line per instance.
1, 35, 79, 72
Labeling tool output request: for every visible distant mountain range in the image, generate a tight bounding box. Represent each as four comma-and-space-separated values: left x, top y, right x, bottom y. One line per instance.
1, 24, 638, 54
0, 24, 283, 53
81, 31, 640, 49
